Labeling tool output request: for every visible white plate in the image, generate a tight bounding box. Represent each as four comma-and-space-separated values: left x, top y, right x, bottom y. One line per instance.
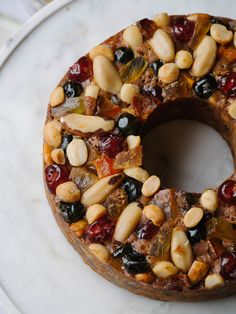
0, 0, 235, 313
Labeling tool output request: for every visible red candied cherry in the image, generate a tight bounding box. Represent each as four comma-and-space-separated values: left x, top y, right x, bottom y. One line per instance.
137, 18, 157, 40
136, 220, 158, 239
218, 72, 236, 97
85, 217, 115, 243
45, 164, 69, 194
218, 180, 236, 205
99, 133, 124, 158
171, 17, 195, 42
68, 56, 93, 83
220, 252, 236, 280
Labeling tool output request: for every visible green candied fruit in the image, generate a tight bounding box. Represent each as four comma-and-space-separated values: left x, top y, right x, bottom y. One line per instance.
71, 99, 85, 114
120, 57, 148, 83
51, 97, 85, 117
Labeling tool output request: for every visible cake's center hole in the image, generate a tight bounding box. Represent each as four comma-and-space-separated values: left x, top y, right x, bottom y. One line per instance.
142, 119, 234, 193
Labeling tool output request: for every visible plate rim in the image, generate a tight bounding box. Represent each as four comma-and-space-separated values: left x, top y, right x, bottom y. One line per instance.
0, 0, 75, 69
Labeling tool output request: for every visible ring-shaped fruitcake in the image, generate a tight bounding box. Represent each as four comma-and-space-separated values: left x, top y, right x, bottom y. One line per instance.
43, 13, 236, 301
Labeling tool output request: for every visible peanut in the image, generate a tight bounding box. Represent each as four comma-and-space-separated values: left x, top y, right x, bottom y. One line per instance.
142, 175, 161, 197
120, 83, 139, 104
49, 86, 65, 107
124, 167, 149, 183
200, 189, 218, 212
66, 138, 88, 167
89, 243, 109, 262
51, 148, 65, 165
205, 273, 224, 289
143, 205, 165, 226
56, 181, 81, 203
175, 50, 193, 69
89, 44, 114, 61
210, 23, 233, 44
153, 13, 170, 27
183, 207, 204, 228
158, 63, 179, 84
152, 261, 178, 279
44, 120, 62, 148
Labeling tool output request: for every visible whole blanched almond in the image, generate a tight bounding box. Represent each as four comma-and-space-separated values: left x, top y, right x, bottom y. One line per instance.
114, 202, 142, 242
191, 36, 217, 77
66, 138, 88, 166
61, 113, 115, 134
81, 174, 123, 207
149, 29, 175, 62
171, 227, 193, 273
123, 25, 143, 48
93, 55, 123, 94
44, 120, 62, 148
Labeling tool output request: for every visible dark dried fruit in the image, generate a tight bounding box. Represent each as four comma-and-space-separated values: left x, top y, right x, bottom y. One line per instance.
142, 85, 163, 100
112, 243, 132, 258
149, 60, 164, 76
63, 81, 83, 98
193, 75, 217, 98
218, 72, 236, 97
186, 220, 206, 245
60, 134, 73, 151
114, 47, 134, 64
138, 18, 157, 40
68, 56, 93, 83
171, 17, 195, 42
220, 251, 236, 280
85, 217, 115, 243
136, 220, 158, 239
99, 133, 124, 158
218, 180, 236, 205
122, 249, 149, 274
59, 202, 85, 223
121, 177, 142, 202
45, 164, 69, 194
116, 113, 141, 136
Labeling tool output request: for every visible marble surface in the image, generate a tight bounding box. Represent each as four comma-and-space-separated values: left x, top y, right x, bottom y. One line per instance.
0, 0, 236, 313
